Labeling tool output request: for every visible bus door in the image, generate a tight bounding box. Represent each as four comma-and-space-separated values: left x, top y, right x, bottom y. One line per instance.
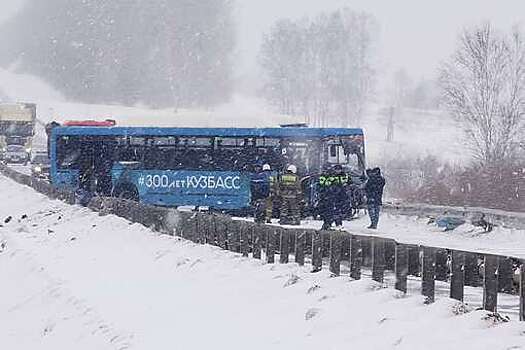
54, 135, 82, 189
92, 137, 116, 196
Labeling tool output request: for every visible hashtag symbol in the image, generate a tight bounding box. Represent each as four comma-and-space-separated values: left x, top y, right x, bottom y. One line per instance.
138, 176, 145, 186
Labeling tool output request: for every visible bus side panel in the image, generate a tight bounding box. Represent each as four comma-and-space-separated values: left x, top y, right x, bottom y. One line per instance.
114, 170, 252, 210
52, 169, 80, 190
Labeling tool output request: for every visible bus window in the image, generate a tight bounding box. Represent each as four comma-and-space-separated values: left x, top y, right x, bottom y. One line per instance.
280, 140, 310, 174
57, 136, 82, 169
141, 136, 214, 170
324, 138, 365, 174
330, 145, 337, 158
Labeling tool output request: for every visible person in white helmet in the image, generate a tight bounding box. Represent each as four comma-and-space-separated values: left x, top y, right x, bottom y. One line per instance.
251, 163, 275, 223
277, 164, 302, 225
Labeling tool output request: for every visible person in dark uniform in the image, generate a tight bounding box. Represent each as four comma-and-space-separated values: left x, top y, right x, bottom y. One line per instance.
251, 163, 275, 223
318, 164, 350, 230
365, 167, 386, 229
278, 164, 302, 225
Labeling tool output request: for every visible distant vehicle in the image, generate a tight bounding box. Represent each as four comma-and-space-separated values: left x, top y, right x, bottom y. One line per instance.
31, 153, 50, 179
48, 125, 366, 213
0, 103, 36, 159
4, 144, 29, 165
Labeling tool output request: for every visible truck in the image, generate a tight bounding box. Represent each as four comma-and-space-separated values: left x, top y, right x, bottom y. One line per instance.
0, 103, 36, 161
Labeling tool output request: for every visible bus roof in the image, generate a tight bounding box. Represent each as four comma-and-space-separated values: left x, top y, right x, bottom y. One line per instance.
52, 126, 364, 138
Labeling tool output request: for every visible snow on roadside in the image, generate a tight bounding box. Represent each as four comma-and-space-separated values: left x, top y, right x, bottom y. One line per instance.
1, 176, 525, 349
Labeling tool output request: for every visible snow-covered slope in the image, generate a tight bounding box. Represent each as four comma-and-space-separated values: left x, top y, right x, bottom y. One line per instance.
1, 176, 525, 349
0, 67, 466, 164
363, 106, 467, 165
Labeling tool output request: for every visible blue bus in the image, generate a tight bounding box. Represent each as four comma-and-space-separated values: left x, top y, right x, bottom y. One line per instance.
49, 125, 366, 213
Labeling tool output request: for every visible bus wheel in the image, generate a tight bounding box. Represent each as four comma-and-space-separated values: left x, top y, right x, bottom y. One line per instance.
114, 185, 139, 202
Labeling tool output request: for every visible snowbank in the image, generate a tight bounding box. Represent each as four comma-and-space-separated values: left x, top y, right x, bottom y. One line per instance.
1, 176, 524, 349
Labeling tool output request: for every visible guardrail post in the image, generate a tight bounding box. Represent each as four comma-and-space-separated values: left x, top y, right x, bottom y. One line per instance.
464, 252, 480, 287
312, 231, 323, 272
329, 232, 343, 276
240, 221, 249, 257
408, 245, 420, 276
372, 238, 385, 283
385, 240, 396, 271
519, 260, 525, 321
195, 213, 205, 244
321, 231, 330, 258
217, 216, 228, 249
483, 254, 498, 312
341, 234, 351, 263
435, 249, 448, 281
288, 232, 296, 262
295, 230, 306, 266
177, 212, 192, 239
498, 256, 514, 293
361, 236, 372, 267
232, 220, 243, 253
266, 226, 276, 264
252, 224, 263, 259
350, 235, 362, 280
395, 243, 408, 293
422, 247, 436, 303
450, 250, 465, 302
207, 214, 217, 245
280, 229, 290, 264
305, 230, 313, 257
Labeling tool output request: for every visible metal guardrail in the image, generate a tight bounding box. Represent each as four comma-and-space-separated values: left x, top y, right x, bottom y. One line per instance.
384, 201, 525, 230
1, 164, 524, 320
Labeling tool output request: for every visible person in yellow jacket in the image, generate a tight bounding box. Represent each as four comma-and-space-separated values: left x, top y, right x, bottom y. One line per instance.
278, 164, 302, 225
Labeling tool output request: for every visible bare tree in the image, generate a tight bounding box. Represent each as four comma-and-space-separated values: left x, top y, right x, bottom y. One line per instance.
440, 23, 525, 166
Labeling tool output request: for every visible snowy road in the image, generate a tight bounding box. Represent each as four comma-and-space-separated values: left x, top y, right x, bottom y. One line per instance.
1, 176, 525, 349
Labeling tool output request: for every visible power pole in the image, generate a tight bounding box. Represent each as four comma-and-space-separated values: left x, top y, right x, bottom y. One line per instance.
386, 106, 395, 142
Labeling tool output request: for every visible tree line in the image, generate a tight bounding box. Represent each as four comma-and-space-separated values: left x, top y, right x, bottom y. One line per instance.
258, 9, 377, 127
0, 0, 235, 108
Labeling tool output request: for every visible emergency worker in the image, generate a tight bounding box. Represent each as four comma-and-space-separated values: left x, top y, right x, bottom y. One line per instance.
364, 167, 386, 229
251, 163, 275, 223
278, 164, 302, 225
318, 164, 350, 230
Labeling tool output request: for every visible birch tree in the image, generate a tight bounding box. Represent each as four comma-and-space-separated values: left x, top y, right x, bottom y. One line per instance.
440, 23, 525, 166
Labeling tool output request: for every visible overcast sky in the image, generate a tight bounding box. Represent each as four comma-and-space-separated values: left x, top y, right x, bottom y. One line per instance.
0, 0, 23, 24
237, 0, 525, 81
2, 0, 524, 82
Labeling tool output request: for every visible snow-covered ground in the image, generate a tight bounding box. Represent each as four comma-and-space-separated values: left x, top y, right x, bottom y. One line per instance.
2, 176, 525, 349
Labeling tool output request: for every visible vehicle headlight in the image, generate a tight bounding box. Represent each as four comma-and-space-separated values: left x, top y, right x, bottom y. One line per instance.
34, 166, 42, 172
